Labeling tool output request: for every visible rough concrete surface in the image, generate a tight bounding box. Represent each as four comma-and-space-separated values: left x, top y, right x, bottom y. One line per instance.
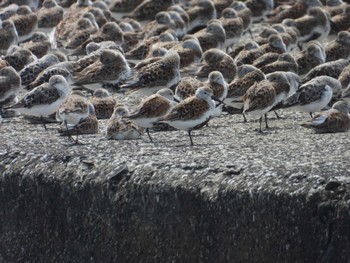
1, 106, 350, 262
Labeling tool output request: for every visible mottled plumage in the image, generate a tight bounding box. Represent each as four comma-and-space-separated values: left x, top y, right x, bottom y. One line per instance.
159, 87, 217, 145
106, 105, 141, 140
122, 50, 181, 95
301, 100, 350, 133
36, 0, 64, 28
5, 75, 71, 118
19, 53, 59, 86
325, 31, 350, 62
73, 49, 131, 86
89, 88, 116, 119
196, 48, 236, 81
0, 66, 21, 107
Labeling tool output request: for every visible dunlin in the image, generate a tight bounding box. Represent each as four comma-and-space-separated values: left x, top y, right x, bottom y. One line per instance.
36, 0, 64, 28
193, 20, 226, 52
124, 88, 177, 141
243, 80, 276, 132
4, 46, 36, 71
122, 50, 180, 96
73, 49, 131, 87
25, 61, 73, 90
19, 53, 59, 86
89, 88, 116, 119
325, 31, 350, 62
106, 105, 141, 140
0, 66, 21, 107
158, 86, 218, 146
10, 5, 38, 42
186, 0, 217, 33
302, 58, 349, 83
301, 100, 350, 133
0, 20, 18, 52
5, 75, 71, 129
293, 41, 326, 76
196, 48, 236, 81
20, 32, 51, 58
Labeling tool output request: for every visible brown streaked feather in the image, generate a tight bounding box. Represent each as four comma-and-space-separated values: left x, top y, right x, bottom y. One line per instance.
128, 95, 171, 119
162, 97, 209, 121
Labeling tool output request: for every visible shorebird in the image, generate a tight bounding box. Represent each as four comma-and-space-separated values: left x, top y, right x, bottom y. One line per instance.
106, 105, 142, 140
0, 66, 21, 108
5, 75, 71, 129
73, 49, 131, 88
186, 0, 217, 33
122, 50, 181, 96
124, 88, 177, 141
301, 100, 350, 133
10, 5, 38, 42
36, 0, 64, 28
158, 87, 219, 146
243, 80, 276, 132
0, 20, 18, 52
196, 48, 236, 81
19, 53, 59, 86
325, 31, 350, 62
193, 20, 226, 52
19, 32, 51, 58
89, 88, 116, 119
4, 46, 36, 71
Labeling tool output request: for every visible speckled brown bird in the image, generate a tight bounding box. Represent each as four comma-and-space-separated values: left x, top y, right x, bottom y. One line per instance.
89, 88, 116, 119
124, 88, 177, 141
301, 100, 350, 133
105, 104, 142, 140
122, 50, 181, 96
243, 80, 276, 132
0, 20, 18, 52
10, 5, 38, 42
293, 41, 326, 76
325, 31, 350, 62
36, 0, 64, 28
302, 58, 349, 83
20, 32, 51, 58
196, 48, 236, 81
193, 20, 226, 52
267, 0, 323, 23
4, 46, 36, 71
73, 49, 131, 86
260, 53, 298, 74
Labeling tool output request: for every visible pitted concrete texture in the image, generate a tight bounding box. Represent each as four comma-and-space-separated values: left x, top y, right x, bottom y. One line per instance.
1, 109, 350, 262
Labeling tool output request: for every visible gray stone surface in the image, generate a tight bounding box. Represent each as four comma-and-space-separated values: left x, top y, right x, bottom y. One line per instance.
1, 109, 350, 262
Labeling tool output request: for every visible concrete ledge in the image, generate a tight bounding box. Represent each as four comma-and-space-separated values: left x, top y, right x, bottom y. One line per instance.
1, 113, 350, 262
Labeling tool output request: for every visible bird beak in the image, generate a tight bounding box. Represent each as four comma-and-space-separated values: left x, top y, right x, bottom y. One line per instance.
173, 97, 180, 103
212, 96, 225, 107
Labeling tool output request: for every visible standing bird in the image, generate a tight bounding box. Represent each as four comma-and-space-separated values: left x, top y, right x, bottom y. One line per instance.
124, 88, 177, 141
283, 78, 335, 117
122, 50, 181, 96
243, 80, 276, 132
5, 75, 71, 129
158, 87, 220, 146
56, 91, 93, 144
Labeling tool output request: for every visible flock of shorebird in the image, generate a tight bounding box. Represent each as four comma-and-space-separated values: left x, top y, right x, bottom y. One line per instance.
1, 0, 350, 145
